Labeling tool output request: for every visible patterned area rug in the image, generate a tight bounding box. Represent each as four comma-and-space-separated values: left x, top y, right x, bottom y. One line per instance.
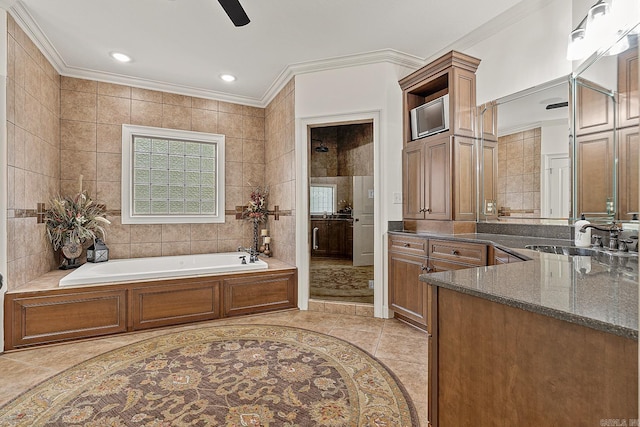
0, 325, 417, 426
310, 259, 374, 303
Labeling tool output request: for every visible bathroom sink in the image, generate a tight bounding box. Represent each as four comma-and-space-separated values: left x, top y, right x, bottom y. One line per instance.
524, 245, 596, 256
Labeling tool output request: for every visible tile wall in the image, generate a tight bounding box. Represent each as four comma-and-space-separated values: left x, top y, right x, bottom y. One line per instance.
264, 79, 295, 265
497, 128, 541, 216
58, 77, 265, 262
6, 16, 61, 288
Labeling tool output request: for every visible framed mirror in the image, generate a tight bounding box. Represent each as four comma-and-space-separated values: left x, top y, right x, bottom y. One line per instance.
479, 77, 571, 223
479, 23, 638, 225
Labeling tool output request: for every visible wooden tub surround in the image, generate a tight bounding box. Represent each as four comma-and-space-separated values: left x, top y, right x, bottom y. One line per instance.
4, 258, 297, 351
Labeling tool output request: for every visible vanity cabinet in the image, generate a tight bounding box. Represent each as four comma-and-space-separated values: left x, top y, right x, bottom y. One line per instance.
388, 234, 489, 330
399, 51, 480, 225
388, 235, 430, 328
576, 131, 615, 217
311, 219, 349, 257
403, 134, 476, 221
618, 126, 639, 220
575, 77, 615, 136
618, 47, 638, 129
403, 135, 451, 220
490, 246, 527, 265
428, 239, 487, 268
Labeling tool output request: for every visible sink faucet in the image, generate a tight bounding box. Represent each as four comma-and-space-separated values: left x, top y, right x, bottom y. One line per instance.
579, 223, 622, 251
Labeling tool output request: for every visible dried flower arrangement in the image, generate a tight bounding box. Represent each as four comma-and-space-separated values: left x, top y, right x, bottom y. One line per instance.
45, 191, 111, 251
244, 184, 269, 223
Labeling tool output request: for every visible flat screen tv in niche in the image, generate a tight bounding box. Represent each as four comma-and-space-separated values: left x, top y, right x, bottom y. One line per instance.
410, 94, 449, 140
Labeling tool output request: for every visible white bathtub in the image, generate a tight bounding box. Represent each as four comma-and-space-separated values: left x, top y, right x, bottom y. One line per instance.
59, 252, 268, 287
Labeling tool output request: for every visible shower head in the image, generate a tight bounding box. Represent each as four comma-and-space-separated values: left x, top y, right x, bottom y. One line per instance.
312, 138, 329, 153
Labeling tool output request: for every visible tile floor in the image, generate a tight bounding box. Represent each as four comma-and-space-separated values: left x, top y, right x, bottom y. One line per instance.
0, 310, 429, 426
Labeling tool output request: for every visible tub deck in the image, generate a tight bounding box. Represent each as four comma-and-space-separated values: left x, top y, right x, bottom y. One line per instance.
4, 258, 297, 351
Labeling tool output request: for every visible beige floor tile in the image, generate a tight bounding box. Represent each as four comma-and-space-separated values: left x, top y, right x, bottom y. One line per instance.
0, 359, 58, 406
332, 314, 385, 334
376, 331, 428, 365
327, 327, 380, 354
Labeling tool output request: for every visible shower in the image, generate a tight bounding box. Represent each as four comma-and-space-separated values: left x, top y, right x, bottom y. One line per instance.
312, 138, 329, 153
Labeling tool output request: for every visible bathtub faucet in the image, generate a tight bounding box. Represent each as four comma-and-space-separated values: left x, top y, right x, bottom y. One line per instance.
237, 246, 259, 263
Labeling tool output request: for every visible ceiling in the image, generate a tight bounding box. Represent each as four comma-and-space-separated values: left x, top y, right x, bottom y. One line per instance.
5, 0, 531, 106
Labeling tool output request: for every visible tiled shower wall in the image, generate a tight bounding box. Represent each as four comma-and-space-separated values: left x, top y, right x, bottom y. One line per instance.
6, 16, 61, 289
264, 79, 295, 265
497, 128, 541, 216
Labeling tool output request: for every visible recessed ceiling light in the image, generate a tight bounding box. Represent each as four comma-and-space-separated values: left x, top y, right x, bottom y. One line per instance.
220, 74, 236, 82
110, 52, 132, 63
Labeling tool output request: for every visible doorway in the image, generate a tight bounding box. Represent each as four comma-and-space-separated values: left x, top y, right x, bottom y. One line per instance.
308, 123, 374, 304
542, 153, 571, 217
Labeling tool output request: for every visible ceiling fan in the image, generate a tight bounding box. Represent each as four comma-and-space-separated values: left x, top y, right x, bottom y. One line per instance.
218, 0, 250, 27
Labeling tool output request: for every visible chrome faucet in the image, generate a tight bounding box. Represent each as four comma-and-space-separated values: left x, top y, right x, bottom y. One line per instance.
579, 223, 623, 251
237, 246, 259, 262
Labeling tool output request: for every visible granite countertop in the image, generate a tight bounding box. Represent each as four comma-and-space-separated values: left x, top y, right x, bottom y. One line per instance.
398, 231, 638, 340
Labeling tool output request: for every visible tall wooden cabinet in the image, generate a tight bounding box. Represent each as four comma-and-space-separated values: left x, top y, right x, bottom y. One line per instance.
574, 45, 639, 219
399, 51, 480, 227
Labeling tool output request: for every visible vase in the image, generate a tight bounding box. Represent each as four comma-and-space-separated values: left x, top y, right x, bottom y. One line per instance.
59, 236, 83, 270
253, 219, 259, 253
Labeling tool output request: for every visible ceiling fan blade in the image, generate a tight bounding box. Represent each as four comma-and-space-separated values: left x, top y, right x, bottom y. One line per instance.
218, 0, 250, 27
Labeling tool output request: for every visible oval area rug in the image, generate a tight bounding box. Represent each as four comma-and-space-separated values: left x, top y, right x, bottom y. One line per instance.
0, 324, 418, 426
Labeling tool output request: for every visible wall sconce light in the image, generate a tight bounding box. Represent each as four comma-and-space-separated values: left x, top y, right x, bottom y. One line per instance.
566, 0, 639, 61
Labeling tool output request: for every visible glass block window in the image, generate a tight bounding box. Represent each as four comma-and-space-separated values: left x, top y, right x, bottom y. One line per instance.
310, 184, 337, 214
122, 125, 225, 224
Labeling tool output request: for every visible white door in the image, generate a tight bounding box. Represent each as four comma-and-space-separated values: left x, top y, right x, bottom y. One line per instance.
352, 176, 374, 266
546, 155, 571, 218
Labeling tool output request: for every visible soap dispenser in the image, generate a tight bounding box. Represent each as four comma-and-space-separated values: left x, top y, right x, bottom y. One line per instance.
574, 214, 591, 247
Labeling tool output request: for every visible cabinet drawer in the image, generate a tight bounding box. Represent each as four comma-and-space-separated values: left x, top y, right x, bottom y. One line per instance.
428, 239, 487, 266
389, 234, 428, 256
429, 257, 477, 272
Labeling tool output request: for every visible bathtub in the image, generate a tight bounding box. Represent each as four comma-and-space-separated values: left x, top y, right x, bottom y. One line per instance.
59, 252, 268, 287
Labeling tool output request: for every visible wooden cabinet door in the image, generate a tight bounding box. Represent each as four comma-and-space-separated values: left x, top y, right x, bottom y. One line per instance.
576, 131, 614, 216
311, 220, 330, 256
424, 135, 451, 220
388, 251, 429, 328
223, 271, 297, 317
618, 127, 639, 220
403, 142, 426, 219
618, 47, 639, 129
451, 67, 477, 137
7, 289, 127, 349
453, 136, 476, 220
575, 78, 614, 136
131, 280, 220, 330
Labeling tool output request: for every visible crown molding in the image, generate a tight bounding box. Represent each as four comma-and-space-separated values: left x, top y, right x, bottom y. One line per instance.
261, 49, 425, 105
423, 0, 557, 64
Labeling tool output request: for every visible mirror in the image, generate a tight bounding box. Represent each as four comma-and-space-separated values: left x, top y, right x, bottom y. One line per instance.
479, 25, 639, 225
479, 77, 571, 223
571, 27, 639, 223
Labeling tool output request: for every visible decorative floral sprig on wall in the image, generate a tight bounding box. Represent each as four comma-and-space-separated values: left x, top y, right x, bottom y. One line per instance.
244, 184, 269, 223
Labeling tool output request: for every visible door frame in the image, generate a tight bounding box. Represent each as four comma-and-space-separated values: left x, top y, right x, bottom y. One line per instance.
296, 111, 386, 317
541, 152, 571, 218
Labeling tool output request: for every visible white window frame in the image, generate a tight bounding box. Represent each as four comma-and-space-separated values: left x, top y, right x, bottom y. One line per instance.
121, 124, 225, 224
310, 183, 337, 215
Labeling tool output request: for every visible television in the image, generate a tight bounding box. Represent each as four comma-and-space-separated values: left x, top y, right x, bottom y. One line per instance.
410, 94, 449, 140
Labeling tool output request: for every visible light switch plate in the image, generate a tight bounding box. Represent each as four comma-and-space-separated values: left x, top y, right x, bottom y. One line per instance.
393, 192, 402, 204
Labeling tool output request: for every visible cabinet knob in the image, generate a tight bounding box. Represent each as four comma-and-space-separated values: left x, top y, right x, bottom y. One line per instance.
403, 243, 410, 247
421, 265, 429, 271
451, 249, 460, 256
426, 207, 432, 213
